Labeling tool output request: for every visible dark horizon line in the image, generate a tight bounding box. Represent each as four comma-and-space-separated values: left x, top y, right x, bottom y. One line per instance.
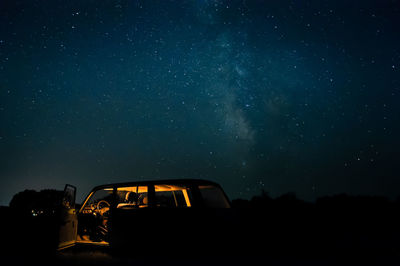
2, 187, 400, 208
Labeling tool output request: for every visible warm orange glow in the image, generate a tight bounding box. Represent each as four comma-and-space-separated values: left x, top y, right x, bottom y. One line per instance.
155, 184, 192, 207
58, 240, 76, 250
117, 186, 147, 193
75, 240, 109, 246
115, 186, 149, 209
154, 184, 187, 191
79, 191, 94, 213
182, 189, 191, 207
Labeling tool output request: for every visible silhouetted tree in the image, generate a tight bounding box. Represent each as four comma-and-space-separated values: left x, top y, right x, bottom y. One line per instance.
231, 198, 250, 208
9, 189, 38, 211
249, 189, 272, 208
9, 189, 63, 215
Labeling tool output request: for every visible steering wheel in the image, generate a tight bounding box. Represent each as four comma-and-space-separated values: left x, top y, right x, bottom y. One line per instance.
96, 200, 110, 215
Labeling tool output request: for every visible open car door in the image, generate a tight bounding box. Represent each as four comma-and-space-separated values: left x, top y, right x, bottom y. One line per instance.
58, 184, 78, 250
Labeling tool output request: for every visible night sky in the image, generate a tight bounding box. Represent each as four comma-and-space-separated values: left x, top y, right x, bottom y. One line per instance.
1, 0, 399, 206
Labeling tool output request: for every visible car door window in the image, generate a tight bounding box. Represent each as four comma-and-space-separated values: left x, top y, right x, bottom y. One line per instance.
154, 185, 192, 208
116, 186, 148, 209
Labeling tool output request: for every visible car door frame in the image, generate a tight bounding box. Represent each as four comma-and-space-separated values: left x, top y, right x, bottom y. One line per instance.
57, 184, 78, 250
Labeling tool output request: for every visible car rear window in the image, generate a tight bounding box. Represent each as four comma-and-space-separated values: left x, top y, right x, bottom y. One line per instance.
198, 185, 230, 208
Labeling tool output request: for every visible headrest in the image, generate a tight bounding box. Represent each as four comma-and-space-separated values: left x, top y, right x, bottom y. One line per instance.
125, 191, 138, 203
142, 195, 148, 205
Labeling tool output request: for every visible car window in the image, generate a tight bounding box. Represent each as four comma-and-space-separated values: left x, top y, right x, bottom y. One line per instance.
116, 186, 148, 209
154, 184, 192, 208
198, 185, 230, 208
81, 188, 113, 213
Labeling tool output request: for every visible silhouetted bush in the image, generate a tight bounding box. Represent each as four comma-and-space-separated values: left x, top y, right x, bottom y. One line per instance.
230, 191, 400, 259
9, 189, 63, 215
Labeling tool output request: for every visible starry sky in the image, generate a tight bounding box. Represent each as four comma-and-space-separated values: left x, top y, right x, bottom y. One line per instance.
1, 0, 399, 205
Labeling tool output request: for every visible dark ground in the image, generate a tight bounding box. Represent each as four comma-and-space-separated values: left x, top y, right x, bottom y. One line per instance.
1, 193, 400, 265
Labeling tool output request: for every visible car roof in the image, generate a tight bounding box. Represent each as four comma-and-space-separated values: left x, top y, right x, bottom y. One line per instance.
90, 179, 222, 192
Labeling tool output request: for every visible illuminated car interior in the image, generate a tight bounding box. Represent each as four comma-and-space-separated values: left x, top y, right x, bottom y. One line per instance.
76, 182, 229, 245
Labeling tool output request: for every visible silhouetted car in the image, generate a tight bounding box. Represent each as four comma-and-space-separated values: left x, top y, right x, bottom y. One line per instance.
58, 179, 233, 253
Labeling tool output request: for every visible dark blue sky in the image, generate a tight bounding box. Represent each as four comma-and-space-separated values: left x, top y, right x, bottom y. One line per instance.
1, 0, 399, 205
